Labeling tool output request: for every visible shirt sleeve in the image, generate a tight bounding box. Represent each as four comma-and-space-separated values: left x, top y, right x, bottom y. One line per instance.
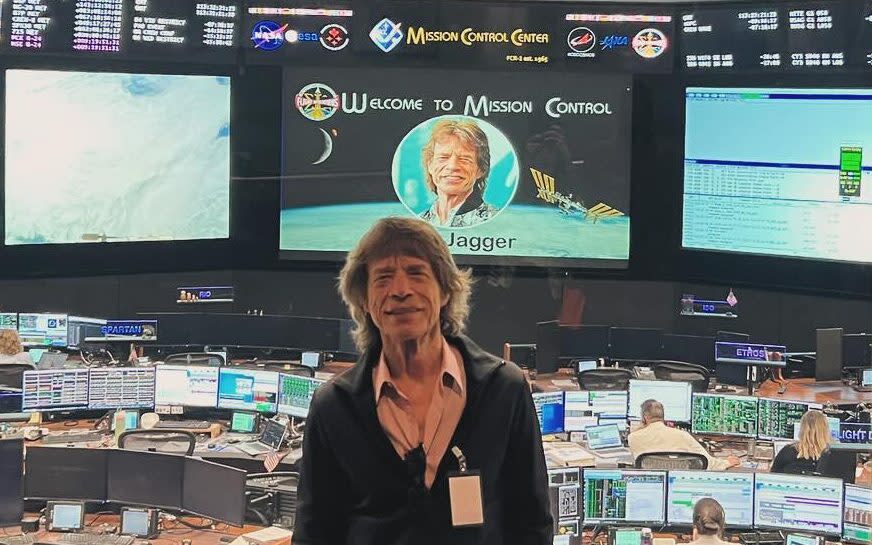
770, 444, 795, 474
678, 430, 730, 470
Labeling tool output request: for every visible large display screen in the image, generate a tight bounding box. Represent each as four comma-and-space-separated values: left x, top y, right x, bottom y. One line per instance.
0, 0, 239, 62
279, 67, 631, 267
4, 70, 231, 245
683, 87, 872, 262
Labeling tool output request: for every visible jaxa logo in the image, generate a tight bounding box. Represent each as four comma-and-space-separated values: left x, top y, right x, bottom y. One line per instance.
370, 18, 403, 52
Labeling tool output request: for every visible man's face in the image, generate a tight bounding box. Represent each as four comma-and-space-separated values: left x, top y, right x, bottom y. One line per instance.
428, 136, 482, 198
366, 255, 448, 344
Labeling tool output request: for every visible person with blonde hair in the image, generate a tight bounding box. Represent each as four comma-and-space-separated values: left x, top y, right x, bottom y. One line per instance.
770, 410, 832, 475
688, 498, 730, 545
418, 118, 499, 228
294, 217, 552, 545
0, 329, 34, 366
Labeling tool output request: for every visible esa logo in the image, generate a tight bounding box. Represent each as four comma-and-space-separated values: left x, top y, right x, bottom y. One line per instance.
251, 21, 349, 51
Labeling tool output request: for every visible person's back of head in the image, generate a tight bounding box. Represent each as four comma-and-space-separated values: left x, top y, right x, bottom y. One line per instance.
693, 498, 725, 539
640, 399, 664, 425
796, 410, 831, 460
0, 329, 23, 356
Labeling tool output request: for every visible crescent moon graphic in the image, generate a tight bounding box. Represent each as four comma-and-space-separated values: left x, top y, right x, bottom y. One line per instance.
313, 128, 333, 165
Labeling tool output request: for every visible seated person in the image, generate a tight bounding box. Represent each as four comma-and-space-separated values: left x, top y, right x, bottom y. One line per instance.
770, 410, 831, 475
628, 399, 740, 470
858, 460, 872, 486
0, 330, 35, 366
688, 498, 730, 545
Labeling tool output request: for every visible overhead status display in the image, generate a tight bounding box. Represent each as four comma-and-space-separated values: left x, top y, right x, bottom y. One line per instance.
679, 2, 864, 71
1, 0, 240, 62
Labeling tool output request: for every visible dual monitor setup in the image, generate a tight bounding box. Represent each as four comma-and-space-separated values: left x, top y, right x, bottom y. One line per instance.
547, 467, 870, 542
532, 380, 849, 443
0, 313, 157, 350
20, 365, 324, 419
0, 440, 247, 528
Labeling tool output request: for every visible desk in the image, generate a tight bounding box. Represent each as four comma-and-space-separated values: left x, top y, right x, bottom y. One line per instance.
0, 514, 268, 545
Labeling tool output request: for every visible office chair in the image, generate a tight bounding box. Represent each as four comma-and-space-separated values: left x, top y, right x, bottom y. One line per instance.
635, 452, 708, 470
653, 361, 711, 393
164, 352, 225, 366
0, 364, 35, 389
816, 447, 857, 484
577, 368, 632, 391
118, 430, 196, 455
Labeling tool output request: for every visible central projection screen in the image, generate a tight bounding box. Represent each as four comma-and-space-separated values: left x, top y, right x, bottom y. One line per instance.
4, 69, 231, 245
683, 87, 872, 263
279, 67, 631, 267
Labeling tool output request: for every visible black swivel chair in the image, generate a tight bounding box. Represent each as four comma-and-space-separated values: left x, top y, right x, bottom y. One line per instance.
118, 430, 197, 455
0, 364, 35, 389
577, 368, 632, 391
164, 352, 225, 366
635, 452, 709, 470
653, 361, 711, 393
816, 447, 857, 484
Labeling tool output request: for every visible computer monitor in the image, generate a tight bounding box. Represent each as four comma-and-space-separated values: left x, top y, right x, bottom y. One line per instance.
666, 471, 754, 527
561, 325, 611, 361
21, 369, 90, 412
87, 367, 155, 410
276, 374, 324, 418
691, 393, 758, 437
0, 313, 18, 331
843, 483, 872, 544
564, 391, 628, 432
0, 438, 23, 527
532, 391, 565, 435
628, 380, 692, 422
586, 424, 623, 450
231, 412, 258, 433
842, 334, 872, 368
27, 348, 47, 365
25, 447, 107, 502
861, 368, 872, 388
757, 398, 823, 440
66, 316, 107, 350
217, 368, 279, 413
182, 458, 247, 526
154, 365, 219, 408
609, 528, 643, 545
609, 328, 663, 361
839, 422, 872, 444
46, 502, 85, 532
661, 334, 716, 370
0, 389, 22, 415
784, 534, 825, 545
582, 469, 667, 525
753, 473, 843, 535
17, 313, 68, 347
108, 450, 184, 510
536, 320, 560, 374
599, 416, 628, 431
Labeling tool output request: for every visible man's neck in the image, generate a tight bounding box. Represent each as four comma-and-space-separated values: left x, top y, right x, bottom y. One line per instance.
382, 331, 444, 382
435, 190, 473, 222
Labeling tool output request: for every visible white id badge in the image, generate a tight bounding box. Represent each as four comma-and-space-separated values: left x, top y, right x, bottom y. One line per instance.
447, 470, 484, 527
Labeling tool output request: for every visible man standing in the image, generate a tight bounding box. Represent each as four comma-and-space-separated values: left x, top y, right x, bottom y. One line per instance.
294, 217, 552, 545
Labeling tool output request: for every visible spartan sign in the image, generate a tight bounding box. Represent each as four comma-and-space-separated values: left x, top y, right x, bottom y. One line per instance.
529, 167, 625, 223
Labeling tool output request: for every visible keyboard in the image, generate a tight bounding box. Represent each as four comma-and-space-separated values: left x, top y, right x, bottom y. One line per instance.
42, 433, 108, 444
55, 535, 135, 545
153, 420, 212, 430
738, 532, 783, 544
235, 441, 274, 456
0, 534, 35, 545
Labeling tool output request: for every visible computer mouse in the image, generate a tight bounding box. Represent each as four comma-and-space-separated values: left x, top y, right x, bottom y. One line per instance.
226, 438, 239, 444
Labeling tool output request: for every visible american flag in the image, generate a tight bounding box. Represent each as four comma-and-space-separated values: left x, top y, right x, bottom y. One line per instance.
726, 289, 738, 307
264, 450, 289, 472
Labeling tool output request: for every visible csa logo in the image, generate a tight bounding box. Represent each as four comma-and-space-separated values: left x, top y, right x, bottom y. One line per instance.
632, 28, 668, 59
320, 23, 349, 50
251, 20, 287, 51
567, 27, 596, 54
370, 18, 404, 52
295, 83, 340, 121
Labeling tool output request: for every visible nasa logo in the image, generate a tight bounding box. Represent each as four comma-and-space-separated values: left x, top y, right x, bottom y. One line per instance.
251, 20, 286, 51
599, 35, 629, 50
632, 28, 668, 59
320, 23, 349, 51
567, 27, 596, 54
295, 83, 340, 121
